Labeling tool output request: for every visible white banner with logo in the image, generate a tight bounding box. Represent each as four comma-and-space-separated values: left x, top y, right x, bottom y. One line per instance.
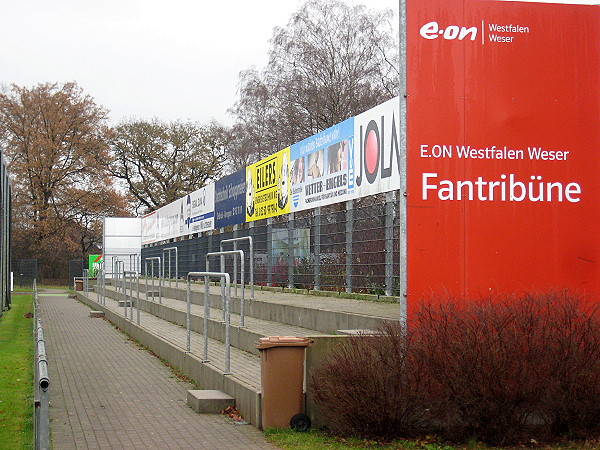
352, 97, 401, 198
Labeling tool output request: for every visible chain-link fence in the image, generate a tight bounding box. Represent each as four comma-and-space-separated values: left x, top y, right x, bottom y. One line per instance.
1, 150, 11, 314
12, 259, 38, 289
141, 191, 401, 297
68, 259, 85, 289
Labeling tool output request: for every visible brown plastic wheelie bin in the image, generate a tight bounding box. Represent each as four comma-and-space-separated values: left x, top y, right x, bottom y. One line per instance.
255, 336, 313, 430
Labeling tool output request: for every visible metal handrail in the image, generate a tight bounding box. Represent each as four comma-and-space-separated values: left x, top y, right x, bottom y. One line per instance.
186, 271, 232, 375
96, 267, 106, 305
220, 236, 254, 299
128, 253, 140, 274
144, 257, 162, 303
206, 250, 245, 327
33, 279, 50, 450
162, 247, 178, 288
83, 269, 89, 296
123, 270, 140, 324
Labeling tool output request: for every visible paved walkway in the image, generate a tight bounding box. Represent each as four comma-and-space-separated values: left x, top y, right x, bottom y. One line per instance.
38, 289, 276, 450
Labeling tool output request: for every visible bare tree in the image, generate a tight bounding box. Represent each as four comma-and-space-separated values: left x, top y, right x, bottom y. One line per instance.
227, 0, 398, 166
109, 119, 225, 214
0, 82, 129, 279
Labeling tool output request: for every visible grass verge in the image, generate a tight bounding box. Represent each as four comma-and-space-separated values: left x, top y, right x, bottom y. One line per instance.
263, 429, 600, 449
0, 294, 34, 449
263, 429, 455, 450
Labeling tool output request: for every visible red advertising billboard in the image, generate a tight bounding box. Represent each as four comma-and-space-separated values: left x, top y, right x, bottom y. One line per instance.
407, 0, 600, 312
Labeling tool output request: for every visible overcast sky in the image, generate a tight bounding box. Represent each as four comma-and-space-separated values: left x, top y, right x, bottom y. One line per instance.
0, 0, 396, 126
1, 0, 595, 126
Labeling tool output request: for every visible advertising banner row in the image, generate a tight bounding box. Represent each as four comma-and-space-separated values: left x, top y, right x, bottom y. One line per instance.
142, 97, 401, 244
140, 0, 599, 309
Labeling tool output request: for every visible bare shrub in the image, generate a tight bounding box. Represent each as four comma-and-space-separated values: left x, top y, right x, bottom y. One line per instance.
309, 323, 433, 440
310, 290, 600, 445
534, 292, 600, 438
411, 295, 552, 444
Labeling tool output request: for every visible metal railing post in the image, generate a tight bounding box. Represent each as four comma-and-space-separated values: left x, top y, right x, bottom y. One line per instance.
162, 247, 178, 288
144, 259, 149, 301
187, 271, 231, 374
124, 271, 138, 320
203, 274, 209, 361
136, 273, 140, 325
144, 257, 162, 304
83, 269, 89, 296
206, 250, 245, 327
220, 236, 254, 299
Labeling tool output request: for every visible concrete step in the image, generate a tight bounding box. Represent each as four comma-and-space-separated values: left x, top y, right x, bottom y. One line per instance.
76, 290, 263, 427
98, 284, 329, 356
105, 278, 400, 334
77, 284, 384, 430
187, 390, 235, 414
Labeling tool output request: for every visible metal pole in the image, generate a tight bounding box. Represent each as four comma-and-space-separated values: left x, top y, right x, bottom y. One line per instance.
239, 255, 245, 328
158, 257, 162, 304
249, 222, 255, 299
83, 269, 89, 296
186, 276, 191, 352
224, 274, 231, 375
288, 212, 294, 289
249, 236, 254, 300
233, 240, 238, 298
345, 199, 353, 293
220, 236, 254, 299
399, 0, 408, 326
385, 191, 394, 297
314, 206, 321, 290
144, 259, 149, 301
151, 260, 155, 303
145, 257, 162, 304
206, 250, 245, 327
136, 274, 140, 325
266, 217, 273, 286
162, 247, 178, 288
33, 281, 50, 450
124, 271, 137, 321
188, 271, 231, 374
122, 265, 127, 317
203, 274, 209, 362
220, 255, 225, 322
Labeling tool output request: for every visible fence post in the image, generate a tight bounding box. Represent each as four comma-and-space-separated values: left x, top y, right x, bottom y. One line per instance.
385, 191, 394, 297
345, 200, 353, 293
233, 225, 239, 295
314, 206, 321, 291
266, 217, 273, 287
288, 212, 294, 289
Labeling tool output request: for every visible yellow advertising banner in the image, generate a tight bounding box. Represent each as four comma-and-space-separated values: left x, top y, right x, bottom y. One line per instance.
245, 147, 290, 221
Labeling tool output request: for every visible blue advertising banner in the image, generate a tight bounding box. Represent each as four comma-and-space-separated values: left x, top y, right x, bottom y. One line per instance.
290, 118, 354, 211
215, 170, 246, 228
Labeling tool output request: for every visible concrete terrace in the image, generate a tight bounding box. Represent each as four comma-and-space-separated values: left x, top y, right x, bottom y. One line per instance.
38, 289, 275, 449
46, 279, 401, 444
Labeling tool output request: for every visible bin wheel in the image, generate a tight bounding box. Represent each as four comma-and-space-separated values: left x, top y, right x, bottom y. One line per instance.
290, 413, 311, 432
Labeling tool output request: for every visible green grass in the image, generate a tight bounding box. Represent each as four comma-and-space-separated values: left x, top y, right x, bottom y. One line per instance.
263, 429, 600, 450
0, 294, 34, 449
263, 429, 456, 450
12, 285, 69, 293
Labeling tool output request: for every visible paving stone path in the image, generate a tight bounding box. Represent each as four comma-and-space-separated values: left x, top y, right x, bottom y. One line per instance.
38, 289, 276, 449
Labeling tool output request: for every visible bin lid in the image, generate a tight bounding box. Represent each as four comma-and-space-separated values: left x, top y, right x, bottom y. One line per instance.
254, 336, 313, 349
